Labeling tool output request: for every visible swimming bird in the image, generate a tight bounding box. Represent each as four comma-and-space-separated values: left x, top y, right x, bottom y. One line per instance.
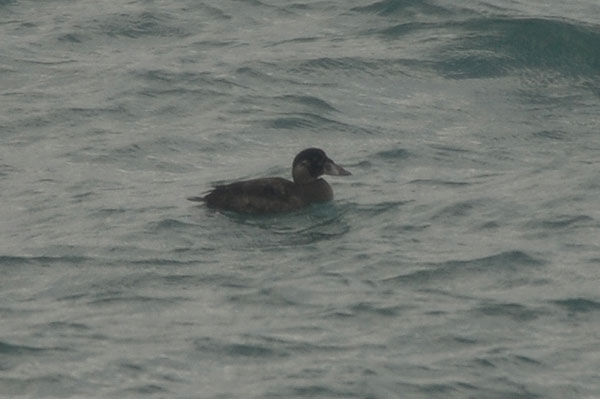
188, 148, 351, 213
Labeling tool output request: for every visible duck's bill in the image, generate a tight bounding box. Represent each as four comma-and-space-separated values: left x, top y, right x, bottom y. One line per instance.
324, 160, 351, 176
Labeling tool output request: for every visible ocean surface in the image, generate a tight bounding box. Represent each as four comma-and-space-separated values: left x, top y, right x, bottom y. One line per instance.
1, 0, 599, 398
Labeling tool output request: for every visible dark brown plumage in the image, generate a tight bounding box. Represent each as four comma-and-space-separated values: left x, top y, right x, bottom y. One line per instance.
188, 148, 351, 213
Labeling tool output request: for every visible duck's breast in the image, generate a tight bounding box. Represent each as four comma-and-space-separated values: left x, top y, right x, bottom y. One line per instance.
300, 179, 334, 204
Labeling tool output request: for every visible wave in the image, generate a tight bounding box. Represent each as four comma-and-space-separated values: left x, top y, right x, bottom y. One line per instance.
374, 16, 600, 81
443, 17, 600, 79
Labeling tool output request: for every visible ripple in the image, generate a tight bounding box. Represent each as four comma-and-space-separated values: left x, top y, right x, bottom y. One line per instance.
551, 298, 600, 313
118, 384, 169, 395
352, 0, 454, 17
148, 218, 197, 231
193, 334, 354, 362
352, 201, 409, 218
193, 337, 289, 359
96, 11, 190, 39
533, 130, 568, 140
134, 69, 241, 89
0, 255, 91, 267
383, 250, 545, 285
409, 179, 470, 187
0, 341, 47, 355
275, 94, 338, 112
447, 250, 545, 270
228, 287, 300, 307
0, 374, 81, 398
235, 65, 279, 82
0, 163, 18, 177
87, 294, 186, 307
262, 112, 370, 134
297, 56, 366, 71
374, 147, 413, 161
525, 214, 594, 230
212, 202, 352, 247
473, 302, 542, 321
282, 385, 358, 398
268, 36, 320, 47
45, 321, 91, 331
430, 199, 482, 220
342, 301, 405, 317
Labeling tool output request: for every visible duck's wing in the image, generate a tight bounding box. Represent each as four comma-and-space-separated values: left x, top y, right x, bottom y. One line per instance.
200, 177, 303, 213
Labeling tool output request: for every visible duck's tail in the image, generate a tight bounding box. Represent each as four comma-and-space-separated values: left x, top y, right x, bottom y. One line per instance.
187, 196, 206, 202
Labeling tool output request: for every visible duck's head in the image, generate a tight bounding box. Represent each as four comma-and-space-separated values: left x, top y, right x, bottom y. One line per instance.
292, 148, 351, 184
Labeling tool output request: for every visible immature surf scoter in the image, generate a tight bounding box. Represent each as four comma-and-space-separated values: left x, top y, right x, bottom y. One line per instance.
188, 148, 351, 213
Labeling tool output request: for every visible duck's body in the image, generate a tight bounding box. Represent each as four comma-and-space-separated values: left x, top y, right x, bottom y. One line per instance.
199, 177, 333, 213
188, 148, 350, 214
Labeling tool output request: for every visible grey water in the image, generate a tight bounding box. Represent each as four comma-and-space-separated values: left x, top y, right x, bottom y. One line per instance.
1, 0, 600, 398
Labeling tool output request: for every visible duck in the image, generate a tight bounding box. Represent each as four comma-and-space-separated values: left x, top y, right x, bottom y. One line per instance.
188, 148, 351, 213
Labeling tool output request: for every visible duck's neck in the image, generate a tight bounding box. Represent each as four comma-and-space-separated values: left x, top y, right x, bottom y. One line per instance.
292, 164, 314, 184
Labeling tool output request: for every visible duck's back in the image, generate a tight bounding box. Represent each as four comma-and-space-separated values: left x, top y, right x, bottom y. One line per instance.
203, 177, 305, 213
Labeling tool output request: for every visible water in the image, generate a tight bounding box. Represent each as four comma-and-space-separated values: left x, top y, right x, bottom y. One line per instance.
1, 0, 599, 398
